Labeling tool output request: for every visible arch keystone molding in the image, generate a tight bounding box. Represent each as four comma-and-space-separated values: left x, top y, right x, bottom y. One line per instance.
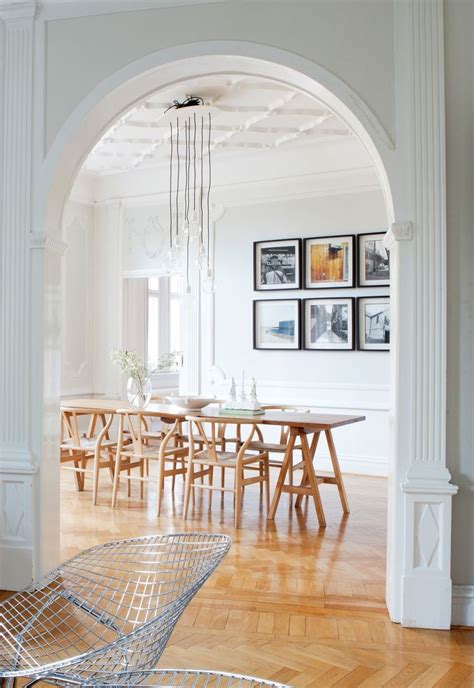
0, 0, 459, 628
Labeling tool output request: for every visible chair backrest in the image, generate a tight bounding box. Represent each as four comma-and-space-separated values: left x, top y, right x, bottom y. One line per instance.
187, 417, 258, 461
120, 411, 145, 455
61, 409, 81, 447
0, 533, 231, 682
260, 405, 311, 444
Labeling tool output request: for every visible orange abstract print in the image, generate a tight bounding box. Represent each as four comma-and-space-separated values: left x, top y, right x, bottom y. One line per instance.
311, 241, 349, 283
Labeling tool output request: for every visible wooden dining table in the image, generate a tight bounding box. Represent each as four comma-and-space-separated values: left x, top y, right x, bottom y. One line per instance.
61, 398, 365, 526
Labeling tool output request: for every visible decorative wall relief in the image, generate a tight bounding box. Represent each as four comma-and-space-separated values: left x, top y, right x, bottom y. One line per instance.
123, 209, 169, 274
414, 502, 441, 570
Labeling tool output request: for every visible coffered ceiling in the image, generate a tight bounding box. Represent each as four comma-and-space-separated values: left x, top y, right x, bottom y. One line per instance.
83, 75, 353, 174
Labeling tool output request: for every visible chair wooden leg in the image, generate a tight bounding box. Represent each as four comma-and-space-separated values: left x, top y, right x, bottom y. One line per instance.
139, 460, 144, 500
183, 461, 193, 519
264, 458, 270, 513
208, 466, 214, 510
92, 450, 100, 506
157, 457, 165, 516
234, 467, 243, 529
127, 465, 131, 497
111, 460, 121, 508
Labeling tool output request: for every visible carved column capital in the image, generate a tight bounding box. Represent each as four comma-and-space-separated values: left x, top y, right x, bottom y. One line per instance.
30, 231, 68, 255
384, 221, 414, 249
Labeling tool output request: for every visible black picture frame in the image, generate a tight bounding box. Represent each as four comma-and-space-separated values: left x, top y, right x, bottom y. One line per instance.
253, 299, 301, 350
304, 234, 355, 289
357, 232, 390, 287
302, 297, 355, 351
254, 238, 302, 291
357, 296, 390, 351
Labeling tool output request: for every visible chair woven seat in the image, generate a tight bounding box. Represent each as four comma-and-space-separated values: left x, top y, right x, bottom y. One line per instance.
61, 436, 117, 451
191, 450, 264, 467
0, 533, 231, 686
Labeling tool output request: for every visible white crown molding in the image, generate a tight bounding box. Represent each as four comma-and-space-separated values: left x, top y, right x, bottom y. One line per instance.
30, 231, 68, 254
0, 0, 37, 20
85, 166, 380, 209
36, 0, 226, 20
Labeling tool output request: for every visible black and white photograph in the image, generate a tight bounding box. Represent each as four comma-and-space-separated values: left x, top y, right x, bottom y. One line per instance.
358, 296, 390, 350
303, 298, 354, 350
254, 239, 301, 290
357, 232, 390, 287
253, 299, 301, 350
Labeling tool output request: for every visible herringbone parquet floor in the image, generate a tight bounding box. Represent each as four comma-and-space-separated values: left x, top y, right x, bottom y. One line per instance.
2, 469, 473, 686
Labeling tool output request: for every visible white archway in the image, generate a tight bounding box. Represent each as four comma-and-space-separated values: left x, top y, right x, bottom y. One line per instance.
23, 34, 456, 631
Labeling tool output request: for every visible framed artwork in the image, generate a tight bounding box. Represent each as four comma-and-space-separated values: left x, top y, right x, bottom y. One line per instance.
358, 296, 390, 350
254, 238, 301, 290
304, 235, 355, 288
253, 299, 301, 350
303, 298, 355, 351
357, 232, 390, 286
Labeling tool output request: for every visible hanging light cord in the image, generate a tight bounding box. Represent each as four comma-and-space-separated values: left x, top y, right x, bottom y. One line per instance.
175, 117, 180, 238
207, 112, 212, 269
200, 116, 204, 244
169, 122, 173, 249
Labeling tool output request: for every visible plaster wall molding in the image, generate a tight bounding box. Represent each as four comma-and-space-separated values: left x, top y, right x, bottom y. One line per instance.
0, 1, 37, 21
384, 221, 414, 249
395, 0, 457, 630
30, 231, 68, 255
0, 4, 35, 459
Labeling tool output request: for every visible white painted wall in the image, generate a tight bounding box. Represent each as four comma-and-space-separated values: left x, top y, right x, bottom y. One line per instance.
445, 0, 474, 624
61, 200, 94, 395
213, 190, 390, 476
44, 0, 395, 153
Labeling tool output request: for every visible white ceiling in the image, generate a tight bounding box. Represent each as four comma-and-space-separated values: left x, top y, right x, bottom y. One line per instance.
83, 75, 353, 174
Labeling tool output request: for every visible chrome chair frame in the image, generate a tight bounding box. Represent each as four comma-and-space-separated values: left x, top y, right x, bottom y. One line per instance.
90, 669, 292, 687
0, 534, 231, 687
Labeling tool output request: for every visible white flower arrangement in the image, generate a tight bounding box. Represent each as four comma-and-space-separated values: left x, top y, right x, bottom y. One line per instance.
110, 349, 182, 383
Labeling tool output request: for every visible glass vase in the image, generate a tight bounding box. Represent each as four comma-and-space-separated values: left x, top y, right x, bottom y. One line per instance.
127, 376, 152, 408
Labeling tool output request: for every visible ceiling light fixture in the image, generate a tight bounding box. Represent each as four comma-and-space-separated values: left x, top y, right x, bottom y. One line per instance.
163, 96, 214, 294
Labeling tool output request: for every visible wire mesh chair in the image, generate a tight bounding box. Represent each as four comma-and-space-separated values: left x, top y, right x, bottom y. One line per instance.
0, 533, 231, 686
89, 669, 292, 687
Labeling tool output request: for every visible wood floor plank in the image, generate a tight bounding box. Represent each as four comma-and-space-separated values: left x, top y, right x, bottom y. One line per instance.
2, 471, 472, 687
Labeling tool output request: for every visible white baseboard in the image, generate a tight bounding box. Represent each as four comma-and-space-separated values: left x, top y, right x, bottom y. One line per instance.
452, 585, 474, 626
0, 544, 33, 591
309, 453, 388, 477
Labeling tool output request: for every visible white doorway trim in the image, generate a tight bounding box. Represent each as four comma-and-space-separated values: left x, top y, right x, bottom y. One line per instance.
0, 1, 458, 629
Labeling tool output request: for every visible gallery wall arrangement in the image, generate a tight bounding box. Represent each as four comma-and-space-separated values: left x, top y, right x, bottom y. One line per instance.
253, 232, 390, 352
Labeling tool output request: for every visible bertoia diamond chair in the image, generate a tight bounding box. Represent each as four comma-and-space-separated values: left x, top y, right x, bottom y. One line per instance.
0, 533, 231, 687
90, 669, 292, 687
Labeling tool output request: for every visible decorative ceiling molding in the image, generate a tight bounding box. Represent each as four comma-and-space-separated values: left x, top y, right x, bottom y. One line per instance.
70, 166, 380, 210
83, 75, 352, 174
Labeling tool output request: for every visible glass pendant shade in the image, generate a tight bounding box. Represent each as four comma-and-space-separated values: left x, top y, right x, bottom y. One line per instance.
165, 98, 214, 294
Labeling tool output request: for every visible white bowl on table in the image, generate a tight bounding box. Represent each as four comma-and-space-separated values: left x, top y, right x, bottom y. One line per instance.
164, 395, 215, 411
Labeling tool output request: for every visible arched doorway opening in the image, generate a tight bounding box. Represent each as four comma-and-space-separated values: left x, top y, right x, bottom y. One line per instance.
37, 47, 403, 623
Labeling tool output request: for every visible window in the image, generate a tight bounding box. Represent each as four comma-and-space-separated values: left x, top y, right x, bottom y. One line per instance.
146, 276, 181, 368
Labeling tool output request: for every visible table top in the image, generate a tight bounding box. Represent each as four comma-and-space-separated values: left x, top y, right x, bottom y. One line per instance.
61, 398, 365, 430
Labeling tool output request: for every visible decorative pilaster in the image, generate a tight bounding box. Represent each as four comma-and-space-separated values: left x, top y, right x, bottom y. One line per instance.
395, 0, 458, 629
0, 0, 38, 589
